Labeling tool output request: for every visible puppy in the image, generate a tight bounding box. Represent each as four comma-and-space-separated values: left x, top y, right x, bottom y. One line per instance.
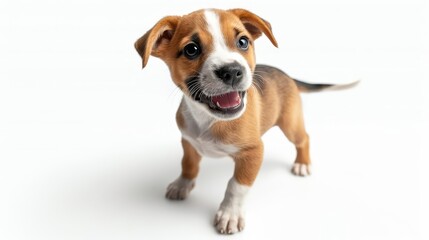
135, 8, 356, 234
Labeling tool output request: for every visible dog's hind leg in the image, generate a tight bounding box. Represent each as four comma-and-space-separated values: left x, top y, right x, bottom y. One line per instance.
277, 97, 311, 176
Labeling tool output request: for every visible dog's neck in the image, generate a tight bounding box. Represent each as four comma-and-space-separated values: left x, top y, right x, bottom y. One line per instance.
182, 95, 217, 135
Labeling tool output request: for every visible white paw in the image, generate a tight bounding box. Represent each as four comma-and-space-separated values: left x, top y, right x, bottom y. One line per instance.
165, 177, 195, 200
292, 163, 311, 176
214, 208, 245, 234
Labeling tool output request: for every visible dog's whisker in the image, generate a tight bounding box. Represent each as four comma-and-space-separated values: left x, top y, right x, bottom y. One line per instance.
189, 87, 200, 98
251, 83, 263, 95
253, 73, 266, 82
168, 86, 182, 100
252, 75, 266, 92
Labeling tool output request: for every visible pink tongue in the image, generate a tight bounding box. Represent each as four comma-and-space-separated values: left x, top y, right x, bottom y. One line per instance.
211, 91, 241, 109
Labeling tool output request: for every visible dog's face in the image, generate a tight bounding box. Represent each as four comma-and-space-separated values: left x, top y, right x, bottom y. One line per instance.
135, 9, 278, 120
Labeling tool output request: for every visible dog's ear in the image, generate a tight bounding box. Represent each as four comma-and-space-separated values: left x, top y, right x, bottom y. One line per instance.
228, 9, 278, 48
134, 16, 181, 68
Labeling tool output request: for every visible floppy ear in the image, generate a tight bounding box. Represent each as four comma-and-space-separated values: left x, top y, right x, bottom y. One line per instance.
228, 9, 278, 47
134, 16, 181, 68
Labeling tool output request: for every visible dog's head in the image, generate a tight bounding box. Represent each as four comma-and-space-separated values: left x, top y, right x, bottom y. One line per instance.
135, 9, 278, 120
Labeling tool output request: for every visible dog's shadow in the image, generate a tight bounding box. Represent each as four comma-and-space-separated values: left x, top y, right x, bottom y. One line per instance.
95, 148, 293, 203
59, 147, 218, 225
58, 145, 295, 234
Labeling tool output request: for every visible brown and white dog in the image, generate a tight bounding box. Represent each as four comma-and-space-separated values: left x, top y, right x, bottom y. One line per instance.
135, 8, 356, 234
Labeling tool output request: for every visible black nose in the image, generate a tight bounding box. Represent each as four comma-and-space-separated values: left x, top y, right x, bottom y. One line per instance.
214, 62, 244, 86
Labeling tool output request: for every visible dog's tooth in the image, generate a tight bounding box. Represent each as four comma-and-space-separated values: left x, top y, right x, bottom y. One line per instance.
216, 101, 221, 108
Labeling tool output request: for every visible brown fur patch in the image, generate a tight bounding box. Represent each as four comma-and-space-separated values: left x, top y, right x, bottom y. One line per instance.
180, 138, 202, 180
211, 65, 310, 185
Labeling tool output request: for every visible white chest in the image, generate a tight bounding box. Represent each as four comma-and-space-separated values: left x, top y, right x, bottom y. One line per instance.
180, 98, 239, 158
182, 134, 238, 158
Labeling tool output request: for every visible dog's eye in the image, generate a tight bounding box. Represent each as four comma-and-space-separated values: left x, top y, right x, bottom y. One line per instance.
184, 43, 201, 59
237, 37, 249, 50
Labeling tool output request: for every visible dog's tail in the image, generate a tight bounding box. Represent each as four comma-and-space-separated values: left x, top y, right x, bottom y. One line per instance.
293, 78, 360, 93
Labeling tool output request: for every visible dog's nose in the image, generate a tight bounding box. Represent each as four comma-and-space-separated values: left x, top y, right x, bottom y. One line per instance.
214, 63, 244, 86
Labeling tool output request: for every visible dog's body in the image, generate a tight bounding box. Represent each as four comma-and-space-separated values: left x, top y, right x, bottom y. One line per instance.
135, 8, 355, 234
176, 64, 311, 179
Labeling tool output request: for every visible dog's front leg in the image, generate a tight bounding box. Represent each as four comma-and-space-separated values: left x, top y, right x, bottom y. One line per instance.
214, 142, 264, 234
166, 138, 201, 200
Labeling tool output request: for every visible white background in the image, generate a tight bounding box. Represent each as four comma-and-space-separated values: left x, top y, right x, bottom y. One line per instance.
1, 0, 428, 239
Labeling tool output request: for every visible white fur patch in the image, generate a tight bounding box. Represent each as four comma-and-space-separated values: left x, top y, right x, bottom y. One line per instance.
292, 163, 311, 176
204, 10, 229, 56
183, 134, 238, 158
201, 10, 252, 94
181, 96, 239, 158
214, 178, 249, 234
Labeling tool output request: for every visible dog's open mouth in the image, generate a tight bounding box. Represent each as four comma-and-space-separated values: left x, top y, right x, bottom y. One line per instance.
208, 91, 245, 114
186, 77, 246, 116
194, 91, 246, 115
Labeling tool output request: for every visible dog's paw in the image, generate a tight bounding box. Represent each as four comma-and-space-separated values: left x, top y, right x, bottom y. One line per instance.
214, 208, 245, 234
292, 163, 311, 176
165, 177, 195, 200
